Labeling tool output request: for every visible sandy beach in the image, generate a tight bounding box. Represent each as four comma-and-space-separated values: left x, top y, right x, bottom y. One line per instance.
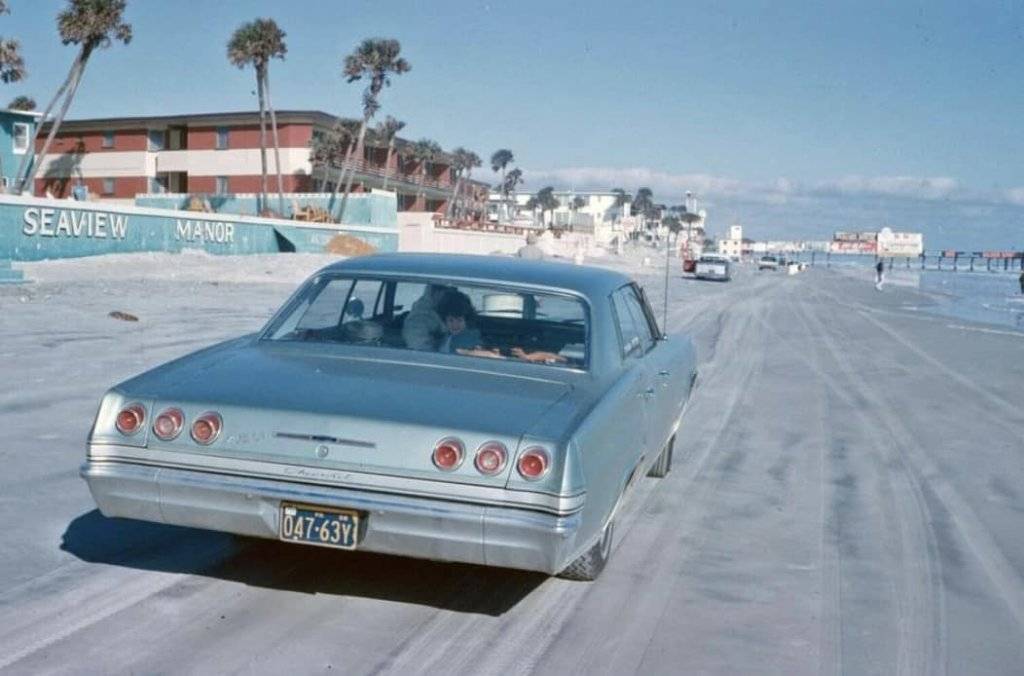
1, 252, 1022, 674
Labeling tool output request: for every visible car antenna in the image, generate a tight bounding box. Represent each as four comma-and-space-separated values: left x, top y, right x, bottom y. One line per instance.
662, 230, 671, 336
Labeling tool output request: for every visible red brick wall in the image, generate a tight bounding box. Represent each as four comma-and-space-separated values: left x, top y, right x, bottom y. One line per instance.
42, 129, 147, 153
37, 176, 147, 198
188, 174, 309, 194
188, 123, 311, 150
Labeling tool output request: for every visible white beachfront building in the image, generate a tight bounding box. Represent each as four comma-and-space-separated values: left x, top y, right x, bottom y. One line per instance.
717, 224, 744, 259
489, 189, 634, 245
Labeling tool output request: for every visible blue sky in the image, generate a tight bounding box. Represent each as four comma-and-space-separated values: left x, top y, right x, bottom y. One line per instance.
3, 0, 1023, 249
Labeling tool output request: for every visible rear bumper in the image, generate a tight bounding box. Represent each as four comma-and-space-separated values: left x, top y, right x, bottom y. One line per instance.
81, 460, 583, 575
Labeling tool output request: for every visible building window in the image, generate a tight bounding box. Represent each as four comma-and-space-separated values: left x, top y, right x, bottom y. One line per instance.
215, 176, 229, 194
215, 127, 229, 150
101, 131, 115, 149
102, 178, 115, 195
147, 129, 165, 151
12, 122, 29, 154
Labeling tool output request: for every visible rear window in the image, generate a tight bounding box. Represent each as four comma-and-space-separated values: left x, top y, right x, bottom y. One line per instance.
263, 275, 589, 369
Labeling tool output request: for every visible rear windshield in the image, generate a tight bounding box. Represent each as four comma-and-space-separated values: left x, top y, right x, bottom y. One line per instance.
263, 275, 588, 369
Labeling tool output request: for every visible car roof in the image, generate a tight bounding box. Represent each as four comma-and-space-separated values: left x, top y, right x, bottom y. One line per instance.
321, 253, 633, 299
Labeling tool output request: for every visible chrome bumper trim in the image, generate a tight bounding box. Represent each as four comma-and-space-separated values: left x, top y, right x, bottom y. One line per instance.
86, 444, 585, 516
81, 460, 583, 574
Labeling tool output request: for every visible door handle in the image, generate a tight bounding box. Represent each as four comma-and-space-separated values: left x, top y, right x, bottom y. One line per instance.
658, 370, 671, 377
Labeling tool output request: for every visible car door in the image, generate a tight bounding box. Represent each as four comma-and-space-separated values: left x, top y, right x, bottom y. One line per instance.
610, 287, 654, 472
625, 284, 679, 454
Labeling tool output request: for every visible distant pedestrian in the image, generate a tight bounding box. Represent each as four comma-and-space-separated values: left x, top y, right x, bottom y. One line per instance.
1019, 269, 1024, 295
517, 233, 545, 260
875, 260, 885, 290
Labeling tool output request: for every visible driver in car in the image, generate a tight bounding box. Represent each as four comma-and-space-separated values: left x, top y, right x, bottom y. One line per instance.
436, 290, 484, 353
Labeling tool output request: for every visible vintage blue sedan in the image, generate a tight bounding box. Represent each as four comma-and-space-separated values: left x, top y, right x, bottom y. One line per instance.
82, 254, 698, 580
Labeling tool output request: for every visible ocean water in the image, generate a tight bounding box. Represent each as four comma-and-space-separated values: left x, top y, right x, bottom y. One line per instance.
909, 270, 1024, 331
818, 254, 1024, 331
844, 266, 1024, 332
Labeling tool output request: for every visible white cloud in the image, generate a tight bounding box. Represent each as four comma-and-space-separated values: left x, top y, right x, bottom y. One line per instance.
813, 175, 959, 201
524, 166, 967, 205
524, 167, 787, 205
1004, 187, 1024, 206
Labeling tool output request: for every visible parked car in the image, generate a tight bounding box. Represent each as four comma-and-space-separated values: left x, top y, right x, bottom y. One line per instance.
694, 254, 732, 281
82, 254, 698, 581
758, 255, 780, 271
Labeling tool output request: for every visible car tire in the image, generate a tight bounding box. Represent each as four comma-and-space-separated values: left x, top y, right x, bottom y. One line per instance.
559, 519, 614, 581
647, 435, 674, 478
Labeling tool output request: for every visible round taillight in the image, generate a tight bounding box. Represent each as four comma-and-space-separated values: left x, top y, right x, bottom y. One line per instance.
152, 408, 184, 441
432, 437, 464, 471
115, 403, 146, 436
474, 442, 508, 475
517, 447, 550, 480
190, 412, 222, 445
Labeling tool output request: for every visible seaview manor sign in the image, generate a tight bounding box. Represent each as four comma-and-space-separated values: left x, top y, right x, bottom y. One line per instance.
21, 206, 236, 244
1, 193, 400, 261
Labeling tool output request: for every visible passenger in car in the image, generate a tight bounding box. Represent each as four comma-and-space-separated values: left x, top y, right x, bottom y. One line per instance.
436, 290, 484, 354
402, 284, 451, 350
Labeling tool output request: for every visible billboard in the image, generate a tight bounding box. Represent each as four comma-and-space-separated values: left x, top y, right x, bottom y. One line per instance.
830, 239, 876, 254
833, 231, 877, 243
876, 228, 923, 256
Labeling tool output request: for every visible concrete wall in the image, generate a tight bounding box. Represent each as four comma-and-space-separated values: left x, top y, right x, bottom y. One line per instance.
399, 212, 524, 255
1, 193, 398, 262
136, 191, 397, 227
399, 212, 601, 258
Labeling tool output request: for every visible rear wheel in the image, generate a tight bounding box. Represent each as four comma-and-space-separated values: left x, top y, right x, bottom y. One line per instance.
647, 435, 675, 478
559, 519, 614, 581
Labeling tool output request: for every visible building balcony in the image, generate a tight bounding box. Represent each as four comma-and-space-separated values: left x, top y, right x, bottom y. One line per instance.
344, 157, 452, 190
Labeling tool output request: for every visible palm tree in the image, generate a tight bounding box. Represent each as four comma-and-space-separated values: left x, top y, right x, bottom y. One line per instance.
323, 120, 357, 205
0, 1, 26, 85
536, 186, 560, 227
456, 150, 481, 220
337, 38, 410, 222
570, 195, 586, 229
632, 186, 654, 233
228, 18, 287, 215
0, 39, 25, 84
445, 147, 481, 220
500, 167, 524, 219
611, 188, 629, 221
0, 2, 27, 185
16, 0, 132, 195
375, 115, 405, 191
490, 149, 514, 221
411, 138, 441, 210
7, 95, 35, 110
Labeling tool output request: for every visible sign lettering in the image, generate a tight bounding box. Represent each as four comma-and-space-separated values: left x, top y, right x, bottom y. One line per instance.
174, 219, 235, 244
22, 207, 129, 240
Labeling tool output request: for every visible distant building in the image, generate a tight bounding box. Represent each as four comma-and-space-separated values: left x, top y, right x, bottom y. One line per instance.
0, 108, 41, 191
491, 189, 635, 243
29, 110, 486, 214
718, 224, 744, 258
830, 228, 924, 255
876, 227, 924, 256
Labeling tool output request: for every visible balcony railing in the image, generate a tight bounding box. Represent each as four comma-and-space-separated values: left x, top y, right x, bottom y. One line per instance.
341, 157, 453, 190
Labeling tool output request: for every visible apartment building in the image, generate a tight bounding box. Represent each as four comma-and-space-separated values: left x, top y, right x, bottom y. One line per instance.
32, 110, 485, 214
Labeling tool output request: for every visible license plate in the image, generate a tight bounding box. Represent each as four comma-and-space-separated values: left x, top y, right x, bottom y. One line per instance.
279, 502, 359, 550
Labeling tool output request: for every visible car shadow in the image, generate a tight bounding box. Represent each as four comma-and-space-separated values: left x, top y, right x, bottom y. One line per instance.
61, 510, 546, 617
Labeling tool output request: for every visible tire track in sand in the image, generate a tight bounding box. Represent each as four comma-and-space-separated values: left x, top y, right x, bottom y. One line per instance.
791, 292, 947, 676
367, 282, 770, 676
